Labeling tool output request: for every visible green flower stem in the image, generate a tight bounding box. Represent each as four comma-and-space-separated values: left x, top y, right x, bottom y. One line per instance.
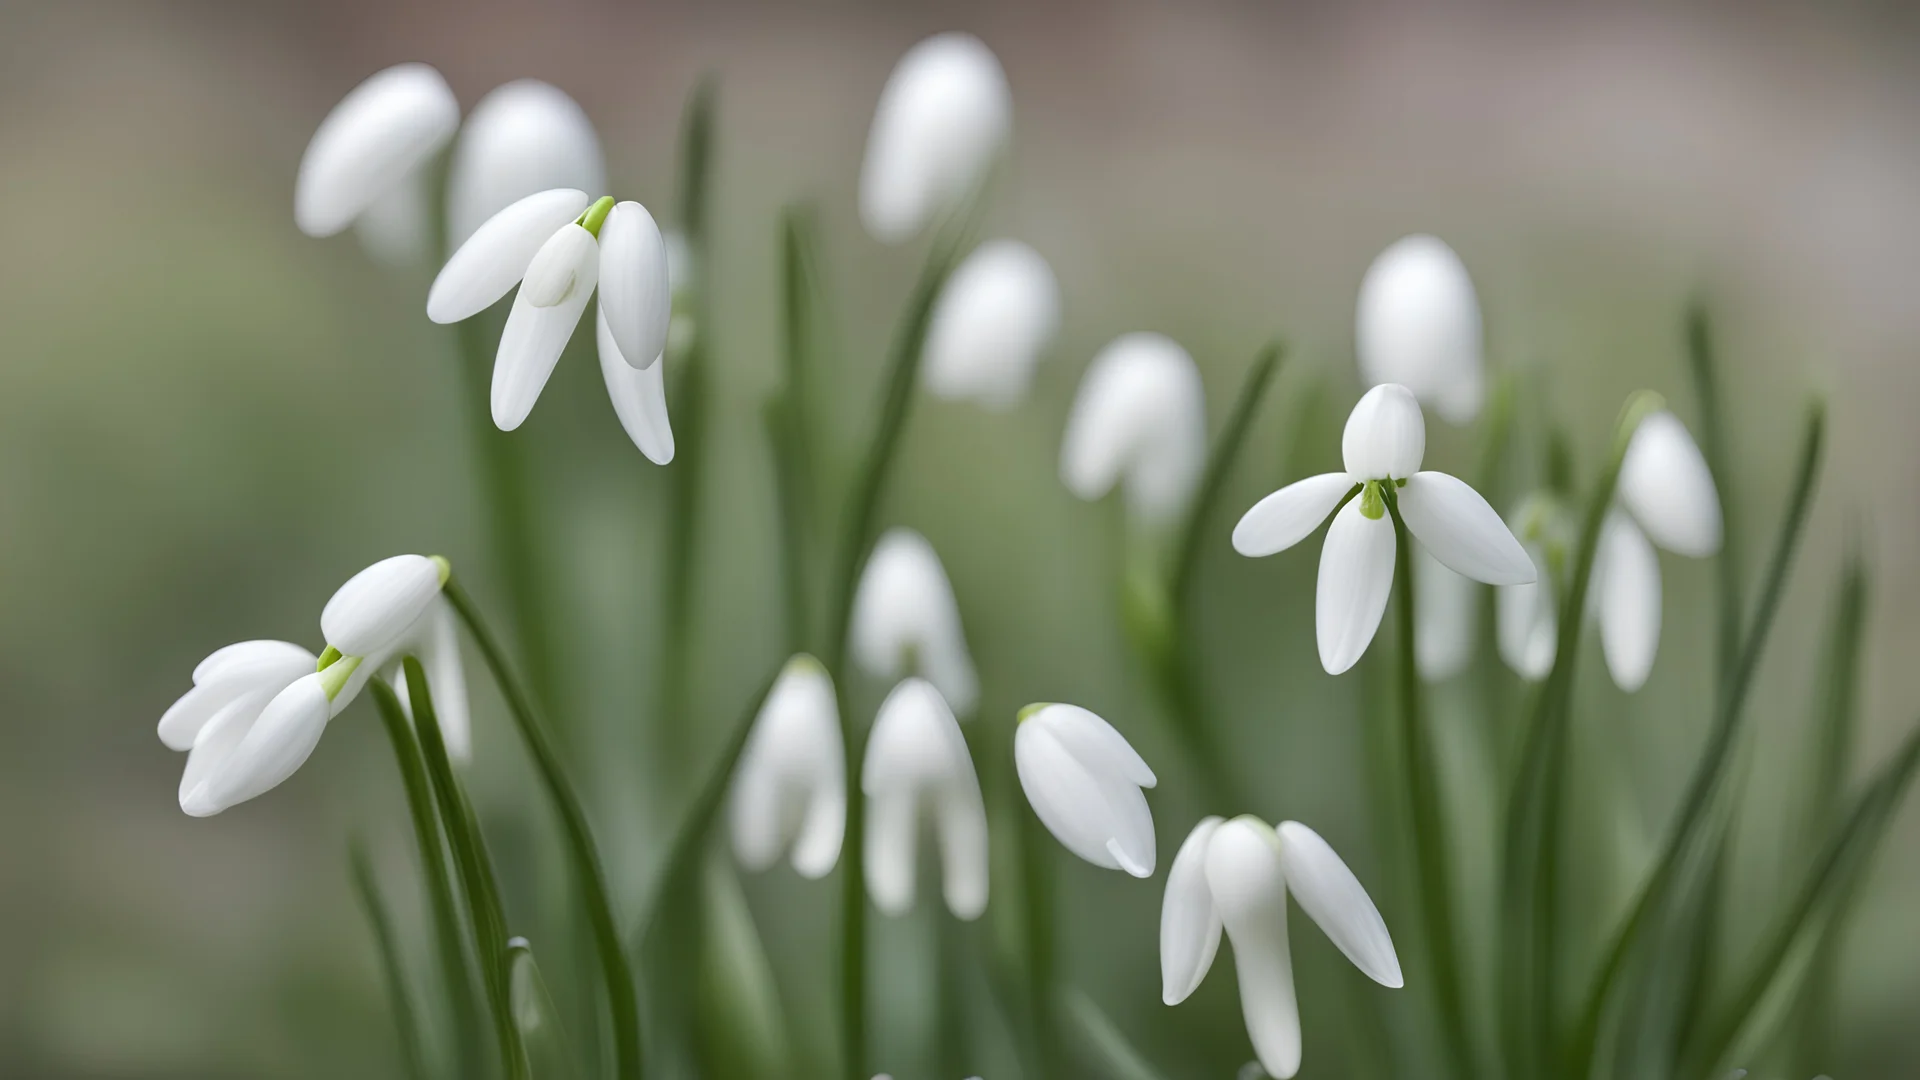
1060, 988, 1174, 1080
1019, 800, 1063, 1077
771, 204, 821, 654
1381, 487, 1476, 1080
657, 78, 718, 772
437, 590, 643, 1080
1561, 398, 1825, 1075
1496, 391, 1664, 1077
370, 679, 484, 1080
372, 677, 526, 1080
349, 836, 431, 1080
820, 211, 974, 1080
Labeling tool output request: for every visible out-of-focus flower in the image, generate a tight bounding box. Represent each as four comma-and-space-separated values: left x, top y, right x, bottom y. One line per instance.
427, 191, 674, 461
1233, 384, 1534, 674
922, 239, 1060, 410
1161, 816, 1401, 1079
446, 79, 607, 250
1014, 703, 1157, 877
729, 655, 845, 879
296, 64, 459, 243
1060, 333, 1208, 528
861, 679, 988, 920
1414, 546, 1478, 682
850, 528, 978, 715
1497, 499, 1562, 682
1355, 234, 1484, 425
859, 33, 1011, 243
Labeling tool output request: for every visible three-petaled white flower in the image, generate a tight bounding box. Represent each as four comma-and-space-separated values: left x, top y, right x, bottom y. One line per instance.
859, 33, 1010, 244
851, 528, 979, 715
1161, 816, 1401, 1079
922, 239, 1061, 410
1014, 703, 1158, 877
1060, 333, 1208, 528
427, 190, 674, 463
295, 64, 458, 252
160, 555, 469, 817
445, 79, 607, 250
1232, 384, 1535, 674
1355, 234, 1485, 425
862, 679, 989, 920
728, 655, 845, 879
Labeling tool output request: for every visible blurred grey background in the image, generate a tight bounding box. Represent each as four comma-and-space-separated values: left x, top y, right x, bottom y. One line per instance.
4, 1, 1920, 1076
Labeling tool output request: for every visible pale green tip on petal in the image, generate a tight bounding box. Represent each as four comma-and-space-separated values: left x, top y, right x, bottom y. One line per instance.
429, 554, 452, 585
784, 653, 827, 677
1017, 702, 1054, 724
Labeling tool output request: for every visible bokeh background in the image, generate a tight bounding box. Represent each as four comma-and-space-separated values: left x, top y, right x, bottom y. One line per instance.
4, 1, 1920, 1077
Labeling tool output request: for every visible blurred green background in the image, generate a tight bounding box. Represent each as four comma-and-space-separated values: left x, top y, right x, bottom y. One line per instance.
4, 1, 1920, 1077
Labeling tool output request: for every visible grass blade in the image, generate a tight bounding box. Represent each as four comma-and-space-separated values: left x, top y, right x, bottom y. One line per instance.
506, 937, 581, 1080
771, 204, 823, 655
349, 837, 431, 1080
1061, 989, 1175, 1080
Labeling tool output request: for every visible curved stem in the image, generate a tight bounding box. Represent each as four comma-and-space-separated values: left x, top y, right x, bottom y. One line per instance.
371, 684, 484, 1080
349, 836, 431, 1080
1383, 488, 1476, 1080
440, 586, 644, 1080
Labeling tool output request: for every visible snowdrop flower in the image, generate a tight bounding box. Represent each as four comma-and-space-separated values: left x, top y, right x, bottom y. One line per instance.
446, 79, 607, 250
862, 679, 989, 920
1060, 333, 1208, 528
296, 64, 459, 242
1161, 817, 1401, 1079
323, 556, 471, 758
859, 33, 1011, 243
729, 656, 845, 879
1232, 384, 1535, 674
922, 239, 1060, 410
1593, 411, 1720, 691
1014, 703, 1157, 876
428, 190, 674, 462
1355, 235, 1484, 424
160, 640, 318, 815
851, 529, 978, 715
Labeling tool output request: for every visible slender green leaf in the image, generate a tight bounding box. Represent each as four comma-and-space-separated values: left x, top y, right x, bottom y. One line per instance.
771, 204, 823, 655
1171, 340, 1284, 606
1061, 989, 1174, 1080
349, 837, 431, 1080
1683, 301, 1741, 687
506, 937, 580, 1080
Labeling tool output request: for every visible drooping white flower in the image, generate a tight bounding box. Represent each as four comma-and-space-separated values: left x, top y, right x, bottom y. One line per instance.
859, 33, 1011, 243
728, 656, 845, 879
1413, 546, 1477, 682
1161, 816, 1400, 1079
161, 639, 319, 814
861, 679, 988, 920
1060, 333, 1208, 528
850, 529, 978, 715
1014, 703, 1157, 877
1355, 235, 1484, 424
922, 239, 1060, 410
427, 191, 674, 462
445, 79, 607, 250
1233, 384, 1535, 674
1593, 508, 1662, 692
321, 554, 450, 657
296, 64, 459, 241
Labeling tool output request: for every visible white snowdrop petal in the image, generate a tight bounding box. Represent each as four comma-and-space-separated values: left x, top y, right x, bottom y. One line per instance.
192, 639, 316, 686
1205, 819, 1303, 1080
1015, 723, 1126, 871
1414, 545, 1477, 681
446, 80, 606, 248
1496, 543, 1557, 681
427, 189, 592, 324
862, 679, 982, 915
520, 224, 597, 308
1034, 704, 1157, 789
185, 673, 332, 816
1596, 511, 1662, 692
1059, 333, 1208, 525
596, 309, 675, 463
859, 33, 1011, 243
1619, 410, 1723, 558
849, 530, 977, 714
416, 599, 471, 764
177, 690, 271, 808
1232, 473, 1355, 557
1161, 816, 1225, 1005
598, 202, 672, 370
1276, 821, 1403, 988
165, 641, 316, 750
1398, 472, 1536, 585
922, 239, 1060, 409
937, 771, 991, 920
864, 788, 919, 916
1341, 383, 1426, 480
296, 63, 458, 238
492, 249, 599, 430
790, 774, 847, 880
1316, 501, 1397, 675
321, 555, 445, 657
1355, 235, 1484, 425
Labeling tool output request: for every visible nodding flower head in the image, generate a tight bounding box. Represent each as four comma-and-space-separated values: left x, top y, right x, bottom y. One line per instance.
1060, 332, 1208, 529
861, 679, 988, 920
446, 79, 607, 250
922, 239, 1061, 411
1233, 384, 1534, 674
859, 32, 1011, 244
729, 656, 845, 880
850, 529, 979, 715
1355, 234, 1484, 425
296, 64, 459, 242
1161, 816, 1400, 1079
427, 190, 674, 462
1014, 703, 1158, 877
